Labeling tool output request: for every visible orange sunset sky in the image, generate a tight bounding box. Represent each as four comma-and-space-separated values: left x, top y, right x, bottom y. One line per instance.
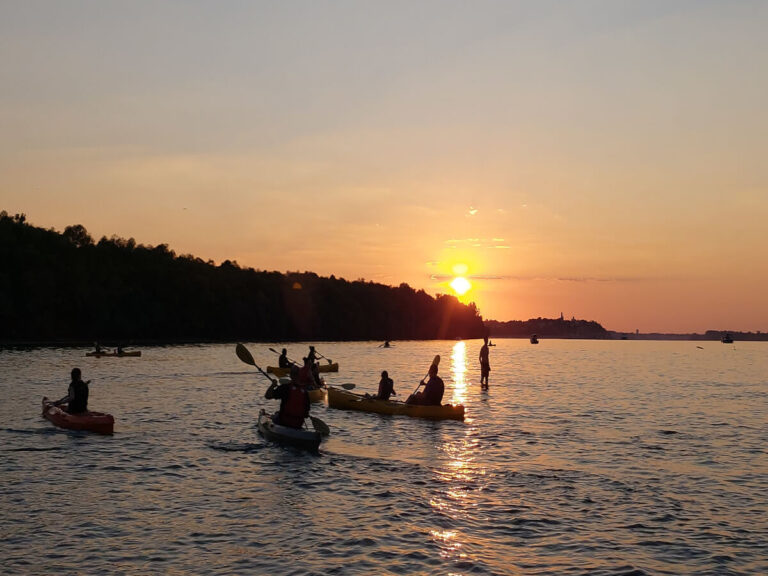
1, 2, 767, 334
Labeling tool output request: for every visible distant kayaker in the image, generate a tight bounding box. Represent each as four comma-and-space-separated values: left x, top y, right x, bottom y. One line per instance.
265, 365, 310, 429
116, 344, 124, 355
52, 368, 89, 414
479, 336, 491, 389
93, 341, 102, 354
307, 346, 318, 364
407, 364, 444, 406
374, 370, 396, 400
383, 341, 391, 348
278, 348, 291, 369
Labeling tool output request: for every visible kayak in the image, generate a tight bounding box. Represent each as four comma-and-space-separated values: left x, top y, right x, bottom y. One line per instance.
85, 351, 142, 357
277, 377, 326, 403
327, 386, 465, 421
41, 397, 114, 434
308, 387, 326, 403
257, 409, 321, 452
268, 362, 339, 376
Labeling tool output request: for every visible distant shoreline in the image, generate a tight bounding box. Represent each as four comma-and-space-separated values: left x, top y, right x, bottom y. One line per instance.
2, 333, 766, 349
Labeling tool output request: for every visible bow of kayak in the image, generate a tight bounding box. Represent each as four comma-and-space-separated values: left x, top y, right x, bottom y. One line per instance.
257, 409, 321, 452
41, 397, 115, 434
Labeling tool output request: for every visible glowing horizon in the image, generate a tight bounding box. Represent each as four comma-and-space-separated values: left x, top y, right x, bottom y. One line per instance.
1, 2, 767, 334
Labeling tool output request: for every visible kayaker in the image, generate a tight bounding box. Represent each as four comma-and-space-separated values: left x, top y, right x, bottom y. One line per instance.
307, 345, 318, 364
298, 357, 314, 386
93, 341, 102, 354
52, 368, 89, 414
265, 366, 310, 429
278, 348, 291, 369
374, 370, 396, 400
406, 364, 444, 406
479, 336, 491, 388
310, 360, 323, 388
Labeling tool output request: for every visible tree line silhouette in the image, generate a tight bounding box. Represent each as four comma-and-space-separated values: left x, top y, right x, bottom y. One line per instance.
0, 212, 486, 344
485, 317, 609, 339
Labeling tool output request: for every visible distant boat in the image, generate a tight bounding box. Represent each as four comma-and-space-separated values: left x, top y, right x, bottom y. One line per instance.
721, 334, 734, 344
530, 334, 539, 344
86, 350, 141, 357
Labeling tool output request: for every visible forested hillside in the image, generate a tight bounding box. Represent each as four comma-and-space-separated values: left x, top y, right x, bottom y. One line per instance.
485, 317, 609, 339
0, 212, 485, 344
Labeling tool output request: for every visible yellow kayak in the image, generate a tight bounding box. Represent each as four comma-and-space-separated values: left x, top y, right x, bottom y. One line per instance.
327, 386, 464, 421
277, 377, 326, 403
268, 363, 339, 377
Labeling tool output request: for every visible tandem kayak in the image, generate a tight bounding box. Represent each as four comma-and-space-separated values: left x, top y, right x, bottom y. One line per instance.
257, 409, 321, 452
327, 386, 465, 421
267, 362, 338, 377
85, 351, 142, 357
41, 397, 115, 434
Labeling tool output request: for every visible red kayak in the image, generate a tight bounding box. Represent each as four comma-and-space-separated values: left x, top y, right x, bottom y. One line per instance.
41, 397, 114, 435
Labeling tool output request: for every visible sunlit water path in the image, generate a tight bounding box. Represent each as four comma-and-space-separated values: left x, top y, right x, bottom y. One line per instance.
2, 340, 766, 575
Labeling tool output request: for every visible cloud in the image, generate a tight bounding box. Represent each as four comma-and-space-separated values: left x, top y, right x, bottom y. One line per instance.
430, 273, 649, 283
443, 237, 509, 249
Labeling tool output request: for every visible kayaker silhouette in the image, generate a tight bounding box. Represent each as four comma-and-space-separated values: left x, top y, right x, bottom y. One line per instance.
407, 364, 444, 406
51, 368, 90, 414
265, 365, 310, 429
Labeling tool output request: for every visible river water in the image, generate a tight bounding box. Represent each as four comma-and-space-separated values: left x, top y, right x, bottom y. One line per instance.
1, 339, 766, 575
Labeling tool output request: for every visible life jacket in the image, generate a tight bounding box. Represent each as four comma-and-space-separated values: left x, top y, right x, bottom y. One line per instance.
298, 365, 315, 386
279, 384, 307, 429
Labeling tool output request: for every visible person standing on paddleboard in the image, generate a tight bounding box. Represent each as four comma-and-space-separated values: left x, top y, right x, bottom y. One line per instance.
479, 336, 491, 389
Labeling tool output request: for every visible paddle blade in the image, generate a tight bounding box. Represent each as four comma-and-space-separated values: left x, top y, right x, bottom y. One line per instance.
432, 355, 440, 368
235, 343, 256, 366
309, 415, 330, 436
340, 383, 356, 390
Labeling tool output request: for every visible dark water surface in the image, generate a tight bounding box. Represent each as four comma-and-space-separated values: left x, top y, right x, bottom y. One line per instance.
1, 340, 766, 575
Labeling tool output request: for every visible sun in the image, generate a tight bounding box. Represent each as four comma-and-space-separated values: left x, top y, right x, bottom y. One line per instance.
450, 276, 472, 296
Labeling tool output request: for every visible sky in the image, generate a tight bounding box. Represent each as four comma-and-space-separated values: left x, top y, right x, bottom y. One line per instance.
1, 1, 767, 334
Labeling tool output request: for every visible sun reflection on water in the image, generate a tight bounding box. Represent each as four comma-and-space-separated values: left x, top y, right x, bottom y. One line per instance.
450, 340, 467, 406
426, 340, 488, 566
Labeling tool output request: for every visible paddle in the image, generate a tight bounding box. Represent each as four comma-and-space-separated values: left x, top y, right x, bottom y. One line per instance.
312, 348, 333, 365
340, 383, 355, 390
236, 343, 277, 383
236, 343, 330, 436
410, 354, 440, 397
268, 347, 298, 366
309, 416, 330, 435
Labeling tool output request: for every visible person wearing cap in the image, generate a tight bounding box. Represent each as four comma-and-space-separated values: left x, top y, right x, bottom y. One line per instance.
406, 364, 444, 406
